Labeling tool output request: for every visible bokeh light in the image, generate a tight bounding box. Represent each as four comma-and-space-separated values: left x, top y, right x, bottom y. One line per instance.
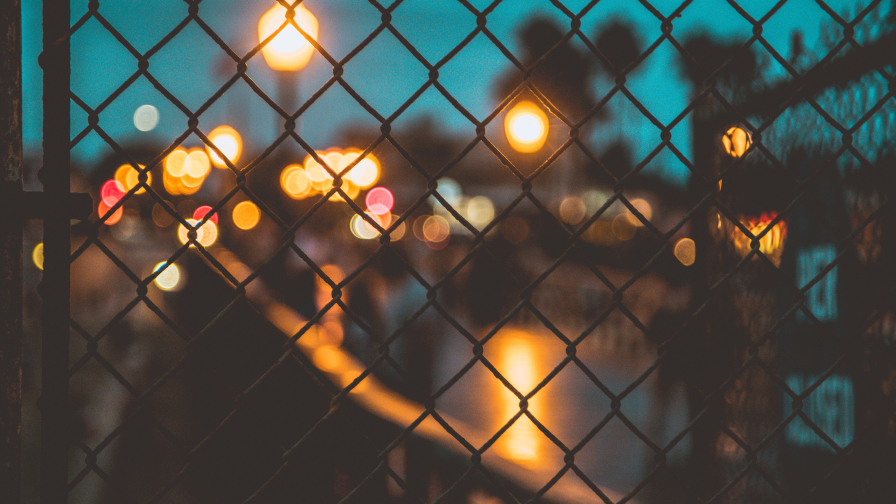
629, 198, 653, 226
178, 218, 218, 247
185, 150, 211, 178
466, 196, 495, 230
559, 196, 586, 224
722, 126, 751, 157
153, 262, 181, 291
423, 215, 450, 243
233, 201, 261, 230
192, 205, 219, 225
350, 213, 382, 240
207, 125, 242, 168
612, 213, 637, 240
133, 104, 159, 131
98, 200, 123, 225
101, 179, 126, 206
504, 100, 548, 153
165, 149, 189, 177
365, 187, 394, 215
32, 243, 44, 270
340, 151, 380, 188
674, 238, 696, 266
152, 202, 176, 227
281, 164, 311, 199
115, 164, 150, 195
258, 3, 319, 71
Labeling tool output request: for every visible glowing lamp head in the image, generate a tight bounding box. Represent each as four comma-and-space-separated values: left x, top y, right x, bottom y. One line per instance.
207, 125, 242, 168
505, 101, 549, 153
258, 3, 319, 71
722, 126, 751, 157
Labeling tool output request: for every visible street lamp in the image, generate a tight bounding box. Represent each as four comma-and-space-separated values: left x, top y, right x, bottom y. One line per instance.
258, 3, 319, 129
504, 100, 548, 153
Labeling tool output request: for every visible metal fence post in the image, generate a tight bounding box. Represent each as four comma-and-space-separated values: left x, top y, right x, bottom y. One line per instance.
40, 0, 69, 502
1, 1, 23, 503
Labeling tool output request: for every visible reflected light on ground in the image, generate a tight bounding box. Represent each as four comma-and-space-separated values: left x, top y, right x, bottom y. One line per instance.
207, 125, 242, 168
496, 334, 542, 464
674, 238, 696, 266
504, 101, 548, 153
232, 201, 260, 230
722, 126, 751, 157
258, 3, 319, 71
153, 262, 181, 291
32, 243, 44, 270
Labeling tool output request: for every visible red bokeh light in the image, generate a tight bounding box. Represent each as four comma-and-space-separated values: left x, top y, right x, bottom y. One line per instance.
101, 179, 126, 207
192, 205, 219, 225
365, 187, 393, 215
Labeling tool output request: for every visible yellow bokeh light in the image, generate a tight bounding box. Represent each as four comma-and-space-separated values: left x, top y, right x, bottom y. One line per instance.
629, 198, 653, 226
177, 218, 218, 247
350, 212, 383, 240
339, 151, 380, 188
165, 149, 189, 177
559, 196, 586, 225
674, 238, 696, 266
207, 125, 242, 168
232, 201, 261, 230
727, 212, 788, 267
153, 262, 181, 291
32, 243, 44, 270
504, 101, 548, 153
258, 3, 319, 71
466, 196, 495, 230
423, 215, 450, 243
115, 164, 150, 194
722, 126, 751, 157
185, 150, 211, 178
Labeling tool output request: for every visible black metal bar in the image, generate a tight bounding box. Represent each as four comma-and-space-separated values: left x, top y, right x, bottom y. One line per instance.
1, 1, 23, 503
39, 0, 69, 502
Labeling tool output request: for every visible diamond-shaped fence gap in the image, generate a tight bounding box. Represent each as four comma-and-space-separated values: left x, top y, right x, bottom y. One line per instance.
99, 410, 192, 504
575, 412, 658, 495
68, 469, 114, 504
146, 20, 235, 113
297, 81, 385, 149
69, 242, 141, 335
93, 0, 188, 55
95, 76, 190, 153
70, 16, 139, 109
760, 0, 835, 69
390, 0, 477, 65
69, 355, 139, 453
421, 32, 519, 125
339, 27, 431, 121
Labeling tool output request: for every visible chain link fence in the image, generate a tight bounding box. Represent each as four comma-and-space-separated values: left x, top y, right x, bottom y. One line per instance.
17, 0, 896, 502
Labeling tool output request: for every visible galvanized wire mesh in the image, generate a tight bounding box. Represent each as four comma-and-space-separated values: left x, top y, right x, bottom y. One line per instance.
30, 0, 896, 503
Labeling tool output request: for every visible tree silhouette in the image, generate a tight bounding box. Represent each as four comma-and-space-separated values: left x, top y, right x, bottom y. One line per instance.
678, 34, 757, 88
496, 17, 597, 121
595, 19, 643, 77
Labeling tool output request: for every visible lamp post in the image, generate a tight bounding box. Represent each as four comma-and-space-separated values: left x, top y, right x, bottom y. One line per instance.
258, 3, 318, 135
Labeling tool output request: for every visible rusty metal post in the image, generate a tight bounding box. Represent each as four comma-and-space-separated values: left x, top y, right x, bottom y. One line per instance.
1, 0, 23, 500
1, 1, 23, 504
39, 0, 69, 502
